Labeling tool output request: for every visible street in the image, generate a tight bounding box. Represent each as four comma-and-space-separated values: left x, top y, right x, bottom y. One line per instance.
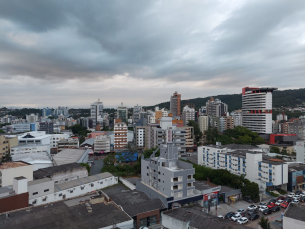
89, 158, 104, 175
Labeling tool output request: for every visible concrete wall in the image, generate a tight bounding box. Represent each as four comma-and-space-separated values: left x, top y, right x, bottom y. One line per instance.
29, 176, 118, 206
100, 219, 134, 229
119, 177, 136, 190
28, 180, 55, 199
51, 167, 88, 184
283, 216, 305, 229
162, 212, 189, 229
2, 164, 33, 187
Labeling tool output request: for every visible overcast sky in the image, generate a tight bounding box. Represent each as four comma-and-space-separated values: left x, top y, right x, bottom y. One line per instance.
1, 0, 305, 108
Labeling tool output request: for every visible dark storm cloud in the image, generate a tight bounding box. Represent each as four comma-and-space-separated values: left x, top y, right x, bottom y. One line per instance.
0, 0, 305, 89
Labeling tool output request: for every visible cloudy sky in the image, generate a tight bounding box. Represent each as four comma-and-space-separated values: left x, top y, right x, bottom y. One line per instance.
1, 0, 305, 108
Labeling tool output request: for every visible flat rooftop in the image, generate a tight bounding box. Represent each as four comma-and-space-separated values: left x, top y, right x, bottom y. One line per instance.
262, 156, 285, 165
163, 205, 251, 229
58, 139, 78, 143
11, 144, 49, 149
33, 163, 85, 179
225, 144, 259, 150
54, 172, 113, 192
193, 181, 215, 191
0, 161, 29, 170
28, 177, 53, 186
0, 195, 132, 229
53, 149, 88, 165
288, 163, 305, 172
284, 203, 305, 222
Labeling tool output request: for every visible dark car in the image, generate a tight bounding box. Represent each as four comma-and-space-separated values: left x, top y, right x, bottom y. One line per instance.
247, 209, 258, 215
243, 196, 253, 203
263, 209, 272, 215
249, 214, 260, 221
269, 199, 277, 203
300, 196, 305, 202
272, 206, 280, 212
295, 190, 302, 195
277, 196, 285, 201
284, 198, 292, 203
225, 212, 235, 219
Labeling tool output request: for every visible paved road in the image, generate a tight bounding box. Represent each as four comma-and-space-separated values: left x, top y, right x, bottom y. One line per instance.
89, 159, 104, 175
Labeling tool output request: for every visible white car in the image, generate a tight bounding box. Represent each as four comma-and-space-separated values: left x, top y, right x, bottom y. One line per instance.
288, 193, 295, 198
258, 202, 266, 208
231, 214, 242, 222
237, 217, 249, 225
259, 206, 268, 212
236, 209, 246, 214
275, 200, 283, 205
247, 205, 257, 210
292, 200, 299, 204
294, 195, 301, 199
218, 215, 224, 219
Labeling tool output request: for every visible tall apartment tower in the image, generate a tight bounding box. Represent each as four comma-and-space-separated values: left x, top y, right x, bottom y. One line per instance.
182, 105, 195, 126
242, 87, 277, 134
198, 116, 209, 134
117, 102, 128, 124
114, 120, 128, 150
90, 99, 103, 127
170, 91, 181, 117
206, 97, 228, 117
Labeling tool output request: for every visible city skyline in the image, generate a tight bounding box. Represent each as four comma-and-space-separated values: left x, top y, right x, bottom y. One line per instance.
1, 0, 305, 108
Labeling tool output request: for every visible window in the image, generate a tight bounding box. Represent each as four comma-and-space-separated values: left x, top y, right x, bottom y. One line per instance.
59, 193, 62, 197
44, 189, 49, 192
70, 190, 73, 193
81, 187, 84, 190
91, 184, 94, 187
55, 181, 58, 183
33, 192, 38, 195
42, 197, 47, 201
65, 178, 69, 181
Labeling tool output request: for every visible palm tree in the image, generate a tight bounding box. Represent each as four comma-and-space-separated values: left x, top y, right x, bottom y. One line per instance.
258, 217, 271, 229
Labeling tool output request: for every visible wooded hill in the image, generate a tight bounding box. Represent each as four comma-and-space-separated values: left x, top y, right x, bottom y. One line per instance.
144, 88, 305, 113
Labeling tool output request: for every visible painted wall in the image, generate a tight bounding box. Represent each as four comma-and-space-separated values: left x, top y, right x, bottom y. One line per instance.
2, 164, 33, 187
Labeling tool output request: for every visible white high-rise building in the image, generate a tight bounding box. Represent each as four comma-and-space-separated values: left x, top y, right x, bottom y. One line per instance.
198, 116, 209, 134
26, 114, 38, 123
90, 99, 103, 127
242, 87, 277, 134
182, 105, 195, 126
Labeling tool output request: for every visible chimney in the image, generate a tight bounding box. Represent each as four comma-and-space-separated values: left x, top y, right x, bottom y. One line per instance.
13, 176, 28, 194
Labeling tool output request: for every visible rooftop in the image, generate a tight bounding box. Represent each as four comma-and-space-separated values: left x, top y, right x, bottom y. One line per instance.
0, 195, 132, 229
58, 139, 79, 143
28, 177, 53, 186
288, 163, 305, 172
11, 144, 50, 149
193, 181, 215, 191
284, 203, 305, 222
225, 144, 259, 150
262, 156, 285, 165
80, 138, 95, 146
54, 172, 113, 192
53, 149, 88, 165
0, 161, 30, 170
33, 163, 86, 179
162, 205, 251, 229
108, 190, 165, 217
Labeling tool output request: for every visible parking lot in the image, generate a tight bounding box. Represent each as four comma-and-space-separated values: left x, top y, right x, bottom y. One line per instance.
210, 197, 287, 228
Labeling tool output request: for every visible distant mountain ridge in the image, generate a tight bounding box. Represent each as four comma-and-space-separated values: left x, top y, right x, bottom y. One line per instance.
144, 88, 305, 112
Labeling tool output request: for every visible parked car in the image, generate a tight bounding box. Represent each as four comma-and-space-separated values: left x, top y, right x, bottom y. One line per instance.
267, 202, 276, 209
218, 215, 224, 219
237, 217, 249, 225
281, 202, 289, 209
258, 202, 266, 208
249, 214, 260, 221
236, 209, 246, 214
259, 206, 268, 212
272, 206, 280, 212
243, 196, 253, 203
263, 209, 273, 215
247, 205, 257, 210
291, 200, 299, 204
231, 214, 242, 222
225, 212, 235, 219
295, 190, 302, 195
288, 193, 295, 198
283, 198, 292, 203
294, 194, 301, 199
300, 196, 305, 202
277, 196, 285, 201
275, 200, 283, 206
247, 209, 258, 215
269, 199, 277, 203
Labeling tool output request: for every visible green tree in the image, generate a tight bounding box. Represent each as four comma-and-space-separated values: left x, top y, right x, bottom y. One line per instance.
205, 127, 219, 144
80, 163, 91, 173
187, 120, 202, 145
258, 217, 271, 229
1, 153, 12, 162
270, 146, 280, 153
79, 136, 85, 145
103, 153, 116, 166
0, 129, 5, 133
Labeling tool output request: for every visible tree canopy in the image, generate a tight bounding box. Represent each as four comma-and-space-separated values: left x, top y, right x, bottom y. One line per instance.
187, 120, 202, 145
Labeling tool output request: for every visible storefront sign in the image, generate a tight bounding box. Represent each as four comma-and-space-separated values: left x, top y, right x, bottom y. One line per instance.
203, 191, 218, 201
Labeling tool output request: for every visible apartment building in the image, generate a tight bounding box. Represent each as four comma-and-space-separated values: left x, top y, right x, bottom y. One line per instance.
11, 123, 31, 133
90, 99, 103, 127
94, 135, 111, 153
42, 107, 52, 117
179, 126, 194, 148
0, 135, 18, 159
26, 114, 38, 123
182, 105, 195, 126
10, 144, 50, 156
50, 133, 71, 149
39, 122, 54, 134
198, 116, 209, 134
170, 91, 181, 118
206, 97, 228, 117
242, 87, 276, 134
198, 144, 288, 190
138, 142, 202, 208
114, 120, 128, 150
135, 126, 148, 149
117, 102, 128, 124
